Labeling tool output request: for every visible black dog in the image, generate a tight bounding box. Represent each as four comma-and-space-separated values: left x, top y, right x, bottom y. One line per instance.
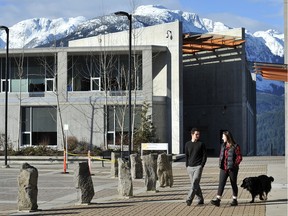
241, 175, 274, 203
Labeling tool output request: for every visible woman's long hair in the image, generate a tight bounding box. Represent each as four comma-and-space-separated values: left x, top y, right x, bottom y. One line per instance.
223, 130, 236, 147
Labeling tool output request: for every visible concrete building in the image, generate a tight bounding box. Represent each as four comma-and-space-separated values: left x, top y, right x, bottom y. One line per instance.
0, 21, 256, 156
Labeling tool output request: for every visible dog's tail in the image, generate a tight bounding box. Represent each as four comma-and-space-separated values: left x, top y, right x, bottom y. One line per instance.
269, 176, 274, 182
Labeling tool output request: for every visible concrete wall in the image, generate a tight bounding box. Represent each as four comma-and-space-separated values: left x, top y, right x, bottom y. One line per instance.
58, 103, 105, 149
182, 28, 256, 156
183, 61, 244, 155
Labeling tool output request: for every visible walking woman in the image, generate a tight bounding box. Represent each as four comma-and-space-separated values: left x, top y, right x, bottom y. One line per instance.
210, 130, 242, 207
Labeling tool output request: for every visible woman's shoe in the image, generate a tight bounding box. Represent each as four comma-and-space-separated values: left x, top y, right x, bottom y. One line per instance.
210, 198, 221, 207
197, 200, 204, 205
230, 199, 238, 206
186, 200, 192, 206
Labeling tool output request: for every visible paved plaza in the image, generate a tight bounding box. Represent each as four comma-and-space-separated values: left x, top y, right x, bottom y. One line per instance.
0, 156, 287, 216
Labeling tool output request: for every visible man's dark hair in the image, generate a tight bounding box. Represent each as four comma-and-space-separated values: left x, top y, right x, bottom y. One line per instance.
191, 127, 200, 134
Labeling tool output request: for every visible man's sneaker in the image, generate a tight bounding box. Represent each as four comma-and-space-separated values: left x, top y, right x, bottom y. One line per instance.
186, 200, 192, 206
230, 199, 238, 206
210, 198, 221, 207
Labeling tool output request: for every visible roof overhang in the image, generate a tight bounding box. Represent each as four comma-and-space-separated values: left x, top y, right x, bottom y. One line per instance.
254, 62, 287, 82
182, 33, 245, 54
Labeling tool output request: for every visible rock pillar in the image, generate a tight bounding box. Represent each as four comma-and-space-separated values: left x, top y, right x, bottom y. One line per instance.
74, 162, 95, 204
142, 154, 157, 192
118, 158, 133, 197
111, 152, 120, 178
17, 163, 38, 211
157, 153, 173, 187
130, 153, 143, 179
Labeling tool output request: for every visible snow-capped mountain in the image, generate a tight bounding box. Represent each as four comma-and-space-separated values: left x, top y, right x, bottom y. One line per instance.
0, 5, 284, 95
0, 16, 86, 48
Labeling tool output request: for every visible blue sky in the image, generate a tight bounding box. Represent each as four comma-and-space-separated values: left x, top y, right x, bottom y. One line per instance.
178, 0, 284, 33
0, 0, 284, 33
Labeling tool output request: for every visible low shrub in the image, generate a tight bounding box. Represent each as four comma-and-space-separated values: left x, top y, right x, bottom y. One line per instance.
8, 146, 62, 156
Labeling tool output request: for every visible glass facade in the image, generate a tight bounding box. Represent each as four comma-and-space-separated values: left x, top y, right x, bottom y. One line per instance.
0, 55, 56, 93
21, 106, 57, 146
68, 54, 142, 92
0, 53, 143, 93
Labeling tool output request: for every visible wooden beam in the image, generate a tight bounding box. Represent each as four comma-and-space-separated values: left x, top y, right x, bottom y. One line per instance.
182, 48, 199, 54
262, 74, 287, 82
182, 43, 221, 50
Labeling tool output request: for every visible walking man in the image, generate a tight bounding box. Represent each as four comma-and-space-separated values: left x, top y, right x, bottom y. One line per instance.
185, 128, 207, 206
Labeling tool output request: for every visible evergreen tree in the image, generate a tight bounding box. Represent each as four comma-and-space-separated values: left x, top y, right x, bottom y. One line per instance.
133, 102, 158, 152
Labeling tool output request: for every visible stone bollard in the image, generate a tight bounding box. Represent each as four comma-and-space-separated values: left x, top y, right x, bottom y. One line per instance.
151, 153, 158, 179
17, 163, 38, 211
142, 154, 157, 192
74, 162, 95, 204
118, 158, 133, 197
142, 153, 157, 179
157, 153, 173, 187
111, 152, 120, 178
130, 153, 143, 179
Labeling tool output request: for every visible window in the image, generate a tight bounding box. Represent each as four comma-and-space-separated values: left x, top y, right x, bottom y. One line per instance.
45, 78, 55, 92
9, 57, 28, 92
91, 77, 101, 91
28, 57, 45, 92
106, 105, 141, 147
21, 107, 31, 145
21, 106, 57, 146
5, 56, 57, 93
68, 54, 143, 92
1, 79, 10, 92
107, 131, 115, 146
22, 132, 31, 145
68, 55, 91, 91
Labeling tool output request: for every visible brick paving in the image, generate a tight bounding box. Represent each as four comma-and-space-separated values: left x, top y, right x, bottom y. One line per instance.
1, 156, 287, 216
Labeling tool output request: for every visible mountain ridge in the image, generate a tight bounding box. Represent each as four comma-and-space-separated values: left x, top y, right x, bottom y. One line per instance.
0, 4, 284, 95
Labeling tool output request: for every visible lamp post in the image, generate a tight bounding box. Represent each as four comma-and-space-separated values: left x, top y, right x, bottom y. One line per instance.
0, 26, 9, 168
114, 11, 132, 159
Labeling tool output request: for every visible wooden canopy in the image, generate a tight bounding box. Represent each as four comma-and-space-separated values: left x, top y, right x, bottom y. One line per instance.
254, 62, 287, 82
182, 33, 245, 54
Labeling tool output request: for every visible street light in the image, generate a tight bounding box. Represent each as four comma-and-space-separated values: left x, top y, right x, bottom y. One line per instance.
114, 11, 132, 159
0, 26, 9, 168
